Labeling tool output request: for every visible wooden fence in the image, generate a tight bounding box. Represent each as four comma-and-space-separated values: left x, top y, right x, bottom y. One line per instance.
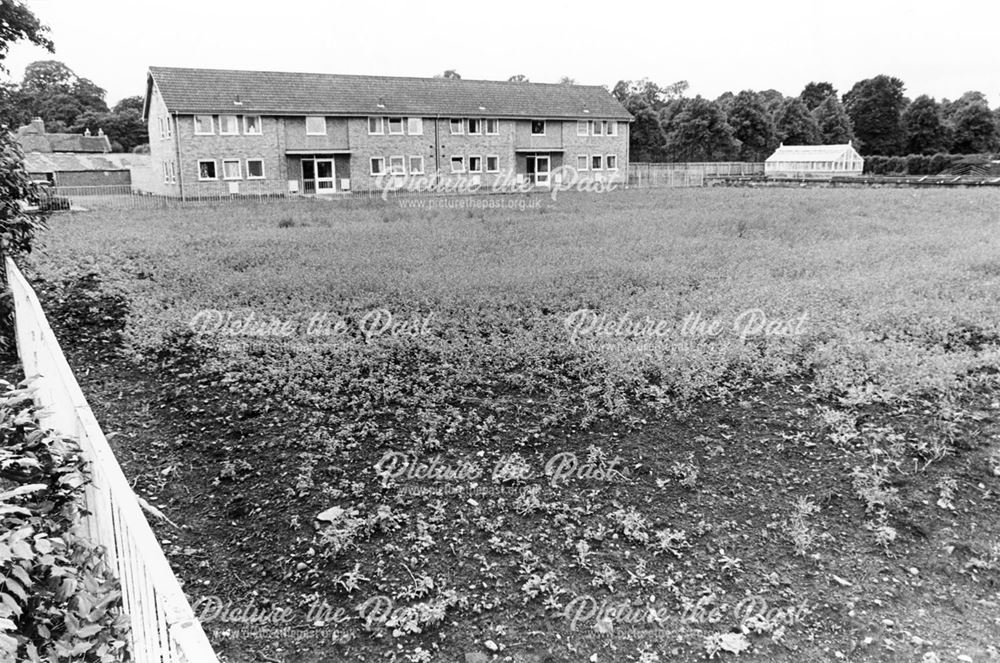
6, 257, 219, 663
627, 162, 763, 187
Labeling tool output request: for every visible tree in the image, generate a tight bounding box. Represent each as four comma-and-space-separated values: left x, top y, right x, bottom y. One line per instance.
14, 60, 109, 130
558, 76, 576, 85
435, 69, 460, 79
662, 96, 737, 161
0, 0, 53, 72
714, 91, 735, 116
901, 95, 948, 154
113, 95, 144, 114
611, 79, 687, 111
71, 108, 146, 153
628, 105, 668, 161
727, 90, 777, 161
812, 95, 856, 145
843, 75, 906, 155
951, 101, 998, 154
507, 74, 529, 83
800, 82, 836, 111
775, 98, 821, 145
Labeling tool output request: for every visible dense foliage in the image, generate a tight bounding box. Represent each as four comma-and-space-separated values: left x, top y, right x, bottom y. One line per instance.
0, 381, 129, 662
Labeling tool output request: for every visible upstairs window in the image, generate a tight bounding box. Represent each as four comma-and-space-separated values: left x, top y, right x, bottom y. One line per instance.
450, 156, 464, 173
591, 121, 603, 136
306, 116, 327, 135
577, 120, 589, 136
165, 116, 173, 138
577, 155, 589, 170
608, 121, 618, 136
408, 155, 425, 174
467, 118, 481, 134
531, 120, 545, 135
194, 115, 214, 135
368, 117, 384, 135
407, 118, 423, 135
449, 118, 464, 134
387, 117, 405, 135
244, 116, 262, 134
485, 118, 499, 135
219, 115, 239, 135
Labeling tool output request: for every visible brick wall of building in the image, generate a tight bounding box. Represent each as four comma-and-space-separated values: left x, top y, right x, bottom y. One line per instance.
146, 83, 178, 196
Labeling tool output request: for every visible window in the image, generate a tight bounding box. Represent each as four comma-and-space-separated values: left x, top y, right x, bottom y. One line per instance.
244, 116, 262, 134
485, 155, 499, 172
169, 161, 176, 183
592, 121, 603, 136
408, 117, 423, 135
246, 158, 265, 179
467, 118, 481, 134
306, 116, 327, 135
531, 120, 545, 135
387, 117, 404, 135
370, 157, 385, 175
368, 116, 384, 135
409, 155, 425, 174
165, 116, 172, 138
468, 156, 482, 173
601, 121, 609, 135
388, 155, 405, 174
591, 155, 602, 170
198, 160, 217, 180
609, 121, 618, 137
194, 115, 214, 134
219, 115, 239, 135
450, 118, 464, 134
577, 120, 588, 136
450, 156, 464, 173
158, 118, 164, 139
577, 155, 589, 171
162, 161, 170, 183
485, 118, 499, 135
222, 159, 242, 180
605, 154, 618, 170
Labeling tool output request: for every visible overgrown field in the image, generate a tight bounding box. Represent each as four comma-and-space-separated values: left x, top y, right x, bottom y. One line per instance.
22, 188, 1000, 662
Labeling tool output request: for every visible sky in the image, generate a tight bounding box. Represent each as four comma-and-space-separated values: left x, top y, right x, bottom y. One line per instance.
4, 0, 999, 108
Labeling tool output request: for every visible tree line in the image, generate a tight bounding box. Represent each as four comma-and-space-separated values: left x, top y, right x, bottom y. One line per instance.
612, 76, 1000, 163
0, 59, 146, 152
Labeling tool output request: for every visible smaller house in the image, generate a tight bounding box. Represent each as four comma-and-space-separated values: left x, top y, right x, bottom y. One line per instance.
16, 117, 112, 153
765, 143, 863, 178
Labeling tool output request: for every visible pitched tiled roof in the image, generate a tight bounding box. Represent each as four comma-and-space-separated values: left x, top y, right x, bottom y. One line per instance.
147, 67, 632, 120
24, 152, 149, 173
16, 119, 112, 153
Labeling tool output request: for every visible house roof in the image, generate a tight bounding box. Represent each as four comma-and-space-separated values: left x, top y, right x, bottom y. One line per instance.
766, 143, 861, 163
146, 66, 633, 121
24, 152, 149, 174
16, 118, 112, 153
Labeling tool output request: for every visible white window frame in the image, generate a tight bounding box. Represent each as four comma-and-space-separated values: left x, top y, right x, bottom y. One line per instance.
194, 115, 214, 135
368, 116, 384, 135
450, 156, 465, 173
387, 117, 405, 135
407, 117, 423, 135
219, 115, 239, 135
609, 121, 618, 137
246, 158, 265, 179
577, 155, 589, 171
485, 155, 499, 173
530, 120, 546, 136
485, 118, 499, 135
370, 157, 385, 176
605, 154, 618, 170
591, 155, 603, 171
197, 159, 217, 180
169, 161, 176, 184
449, 118, 464, 135
158, 118, 164, 139
222, 158, 242, 180
468, 155, 482, 173
408, 155, 425, 174
388, 155, 406, 175
306, 116, 327, 136
591, 120, 603, 136
162, 161, 169, 183
165, 116, 172, 138
601, 121, 609, 135
577, 120, 588, 136
243, 115, 262, 135
467, 118, 481, 135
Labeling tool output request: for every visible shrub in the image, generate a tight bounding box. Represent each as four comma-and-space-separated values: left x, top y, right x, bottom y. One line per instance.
0, 380, 129, 661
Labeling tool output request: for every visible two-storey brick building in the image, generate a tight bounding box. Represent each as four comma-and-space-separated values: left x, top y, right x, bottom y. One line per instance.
142, 67, 632, 197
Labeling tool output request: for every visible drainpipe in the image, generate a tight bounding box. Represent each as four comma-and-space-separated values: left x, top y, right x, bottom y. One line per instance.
173, 111, 185, 201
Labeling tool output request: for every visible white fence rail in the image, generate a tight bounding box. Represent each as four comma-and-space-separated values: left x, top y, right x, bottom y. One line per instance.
5, 257, 218, 663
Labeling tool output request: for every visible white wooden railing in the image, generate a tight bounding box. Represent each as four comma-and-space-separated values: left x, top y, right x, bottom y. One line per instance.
5, 257, 219, 663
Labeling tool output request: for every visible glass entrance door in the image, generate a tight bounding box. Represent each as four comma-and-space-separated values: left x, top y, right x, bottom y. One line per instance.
535, 155, 550, 186
301, 158, 337, 194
